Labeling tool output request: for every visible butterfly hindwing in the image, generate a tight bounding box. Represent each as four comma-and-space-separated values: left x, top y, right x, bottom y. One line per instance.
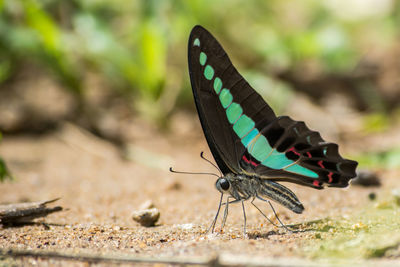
245, 116, 358, 189
188, 25, 358, 187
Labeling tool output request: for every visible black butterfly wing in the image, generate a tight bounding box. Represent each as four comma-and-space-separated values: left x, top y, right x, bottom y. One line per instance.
240, 116, 358, 189
188, 25, 277, 174
188, 25, 358, 187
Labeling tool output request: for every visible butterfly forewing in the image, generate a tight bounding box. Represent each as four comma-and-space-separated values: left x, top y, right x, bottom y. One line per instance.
188, 25, 358, 187
188, 25, 276, 174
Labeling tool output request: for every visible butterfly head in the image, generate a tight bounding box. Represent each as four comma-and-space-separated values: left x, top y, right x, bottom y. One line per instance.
215, 176, 231, 193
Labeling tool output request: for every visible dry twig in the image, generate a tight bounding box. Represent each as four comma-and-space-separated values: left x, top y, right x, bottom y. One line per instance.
0, 198, 62, 225
0, 249, 219, 266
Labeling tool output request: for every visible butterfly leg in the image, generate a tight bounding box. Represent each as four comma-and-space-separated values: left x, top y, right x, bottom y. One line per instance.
256, 195, 295, 233
221, 198, 243, 206
241, 200, 247, 237
220, 196, 232, 231
220, 196, 250, 236
221, 197, 244, 231
206, 193, 224, 234
250, 197, 280, 227
267, 200, 296, 233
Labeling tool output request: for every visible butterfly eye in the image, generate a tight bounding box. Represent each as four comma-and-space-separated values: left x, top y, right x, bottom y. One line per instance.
218, 178, 230, 191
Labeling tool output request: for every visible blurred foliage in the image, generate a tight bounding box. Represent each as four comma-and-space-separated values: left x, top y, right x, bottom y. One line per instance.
362, 113, 390, 133
355, 147, 400, 169
0, 158, 12, 182
0, 0, 399, 120
0, 132, 13, 182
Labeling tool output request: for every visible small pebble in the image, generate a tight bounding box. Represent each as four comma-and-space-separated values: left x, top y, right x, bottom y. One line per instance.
132, 208, 160, 227
112, 225, 121, 231
368, 192, 377, 201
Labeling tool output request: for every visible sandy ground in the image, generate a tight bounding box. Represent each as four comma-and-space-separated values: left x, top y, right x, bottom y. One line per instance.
0, 119, 398, 266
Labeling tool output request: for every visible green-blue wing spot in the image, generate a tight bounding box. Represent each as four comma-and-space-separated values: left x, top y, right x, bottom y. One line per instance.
219, 89, 233, 108
336, 162, 342, 172
226, 102, 242, 124
213, 77, 222, 94
262, 150, 294, 169
241, 128, 259, 147
285, 164, 319, 178
249, 135, 272, 162
199, 52, 207, 66
194, 38, 200, 46
233, 115, 255, 138
204, 65, 214, 80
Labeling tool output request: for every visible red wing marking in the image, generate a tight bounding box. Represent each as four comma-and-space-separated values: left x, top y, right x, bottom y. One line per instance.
306, 152, 312, 158
288, 147, 301, 156
242, 155, 258, 167
251, 161, 259, 167
318, 160, 325, 169
313, 180, 321, 187
243, 155, 250, 163
328, 172, 333, 183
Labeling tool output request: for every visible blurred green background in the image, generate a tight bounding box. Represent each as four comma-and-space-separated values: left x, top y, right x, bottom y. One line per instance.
1, 0, 400, 180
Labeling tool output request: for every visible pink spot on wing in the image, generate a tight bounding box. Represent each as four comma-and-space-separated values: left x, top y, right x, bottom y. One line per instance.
318, 160, 325, 169
306, 152, 312, 158
250, 161, 258, 167
328, 172, 333, 183
242, 155, 258, 167
288, 147, 300, 156
313, 180, 321, 187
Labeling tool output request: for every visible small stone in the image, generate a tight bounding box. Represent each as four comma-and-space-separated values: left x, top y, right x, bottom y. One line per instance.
112, 225, 121, 231
132, 208, 160, 227
368, 192, 376, 201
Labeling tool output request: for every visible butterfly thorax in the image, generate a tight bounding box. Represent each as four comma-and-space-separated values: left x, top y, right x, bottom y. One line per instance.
215, 173, 304, 214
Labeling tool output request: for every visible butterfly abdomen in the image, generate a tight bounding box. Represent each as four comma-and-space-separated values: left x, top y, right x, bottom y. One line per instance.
227, 174, 304, 214
258, 178, 304, 214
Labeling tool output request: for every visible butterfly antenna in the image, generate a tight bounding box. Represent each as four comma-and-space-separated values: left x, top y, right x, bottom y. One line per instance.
169, 167, 219, 178
200, 152, 222, 177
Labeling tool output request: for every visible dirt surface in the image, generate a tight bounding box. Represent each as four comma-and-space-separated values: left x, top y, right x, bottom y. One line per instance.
0, 117, 399, 266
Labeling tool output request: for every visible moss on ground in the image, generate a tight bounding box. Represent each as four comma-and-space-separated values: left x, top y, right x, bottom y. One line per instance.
301, 191, 400, 259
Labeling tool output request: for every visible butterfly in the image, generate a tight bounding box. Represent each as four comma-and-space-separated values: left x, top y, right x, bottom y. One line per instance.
177, 25, 358, 236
